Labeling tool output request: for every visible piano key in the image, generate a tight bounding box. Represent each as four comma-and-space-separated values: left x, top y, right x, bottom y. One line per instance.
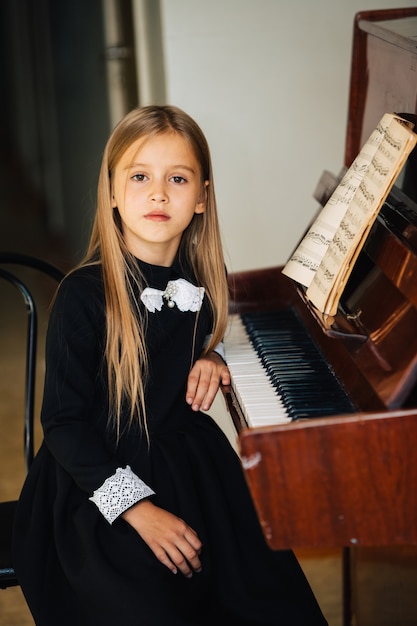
225, 314, 291, 427
225, 310, 355, 427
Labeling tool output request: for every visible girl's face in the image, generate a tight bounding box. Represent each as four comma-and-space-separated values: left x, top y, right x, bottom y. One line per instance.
111, 131, 207, 266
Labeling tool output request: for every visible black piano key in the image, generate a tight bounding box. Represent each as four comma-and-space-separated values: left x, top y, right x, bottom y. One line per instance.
241, 309, 356, 419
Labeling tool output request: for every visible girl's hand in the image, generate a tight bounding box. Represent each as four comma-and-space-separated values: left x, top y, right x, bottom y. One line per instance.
122, 499, 203, 578
186, 351, 230, 411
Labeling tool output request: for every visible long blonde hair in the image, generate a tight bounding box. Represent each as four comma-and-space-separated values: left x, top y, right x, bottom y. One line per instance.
81, 105, 229, 437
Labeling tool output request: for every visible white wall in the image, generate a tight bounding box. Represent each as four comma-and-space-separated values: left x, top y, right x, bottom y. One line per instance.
160, 0, 417, 274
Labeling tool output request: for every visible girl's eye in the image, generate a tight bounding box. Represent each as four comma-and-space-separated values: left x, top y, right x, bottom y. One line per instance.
171, 176, 186, 184
132, 174, 146, 182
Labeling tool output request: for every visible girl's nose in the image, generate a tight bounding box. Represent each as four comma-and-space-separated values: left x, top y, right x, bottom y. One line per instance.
149, 181, 167, 202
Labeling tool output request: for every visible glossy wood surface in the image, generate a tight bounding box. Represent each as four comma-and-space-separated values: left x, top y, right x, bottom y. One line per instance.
238, 409, 417, 550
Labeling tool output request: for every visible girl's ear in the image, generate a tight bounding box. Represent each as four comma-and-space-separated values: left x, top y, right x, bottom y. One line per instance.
195, 181, 209, 214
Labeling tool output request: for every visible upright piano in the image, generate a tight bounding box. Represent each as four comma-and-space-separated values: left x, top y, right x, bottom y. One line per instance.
223, 8, 417, 626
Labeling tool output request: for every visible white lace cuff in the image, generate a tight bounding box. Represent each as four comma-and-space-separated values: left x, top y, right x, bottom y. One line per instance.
89, 465, 155, 524
203, 334, 225, 361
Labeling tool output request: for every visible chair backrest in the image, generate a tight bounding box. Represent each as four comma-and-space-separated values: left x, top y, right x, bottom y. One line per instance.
0, 252, 65, 588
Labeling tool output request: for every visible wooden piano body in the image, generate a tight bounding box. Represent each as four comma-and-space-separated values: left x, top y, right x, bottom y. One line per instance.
224, 8, 417, 623
227, 263, 417, 549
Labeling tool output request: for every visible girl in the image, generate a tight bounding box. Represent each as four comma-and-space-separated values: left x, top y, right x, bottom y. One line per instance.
13, 105, 327, 625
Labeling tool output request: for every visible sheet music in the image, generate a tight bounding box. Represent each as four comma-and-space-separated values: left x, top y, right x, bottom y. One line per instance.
282, 114, 394, 289
282, 113, 417, 318
307, 114, 417, 316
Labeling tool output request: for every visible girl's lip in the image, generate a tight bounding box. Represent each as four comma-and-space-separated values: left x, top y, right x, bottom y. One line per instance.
145, 212, 170, 221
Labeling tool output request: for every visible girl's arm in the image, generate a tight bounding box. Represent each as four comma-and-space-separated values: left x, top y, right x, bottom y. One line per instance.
41, 271, 126, 494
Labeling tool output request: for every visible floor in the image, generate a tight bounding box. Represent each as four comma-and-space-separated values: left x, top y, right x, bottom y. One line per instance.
1, 161, 417, 625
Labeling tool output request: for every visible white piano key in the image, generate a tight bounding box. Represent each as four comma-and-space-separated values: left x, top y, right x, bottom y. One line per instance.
224, 314, 291, 427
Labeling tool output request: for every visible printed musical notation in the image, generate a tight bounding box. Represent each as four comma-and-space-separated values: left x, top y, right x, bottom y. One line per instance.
282, 113, 417, 318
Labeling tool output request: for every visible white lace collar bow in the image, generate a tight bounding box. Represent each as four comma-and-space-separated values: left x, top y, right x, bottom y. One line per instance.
140, 278, 205, 313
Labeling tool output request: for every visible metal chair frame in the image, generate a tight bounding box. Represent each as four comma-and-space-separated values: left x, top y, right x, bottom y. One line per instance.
0, 253, 64, 588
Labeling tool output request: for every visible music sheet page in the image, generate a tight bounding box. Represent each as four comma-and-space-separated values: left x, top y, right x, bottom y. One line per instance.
307, 113, 416, 315
282, 114, 400, 289
282, 113, 417, 317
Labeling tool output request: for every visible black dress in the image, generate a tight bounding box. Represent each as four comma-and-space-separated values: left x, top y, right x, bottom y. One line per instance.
12, 259, 328, 626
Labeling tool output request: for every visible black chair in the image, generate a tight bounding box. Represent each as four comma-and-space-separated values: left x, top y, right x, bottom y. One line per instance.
0, 252, 64, 589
